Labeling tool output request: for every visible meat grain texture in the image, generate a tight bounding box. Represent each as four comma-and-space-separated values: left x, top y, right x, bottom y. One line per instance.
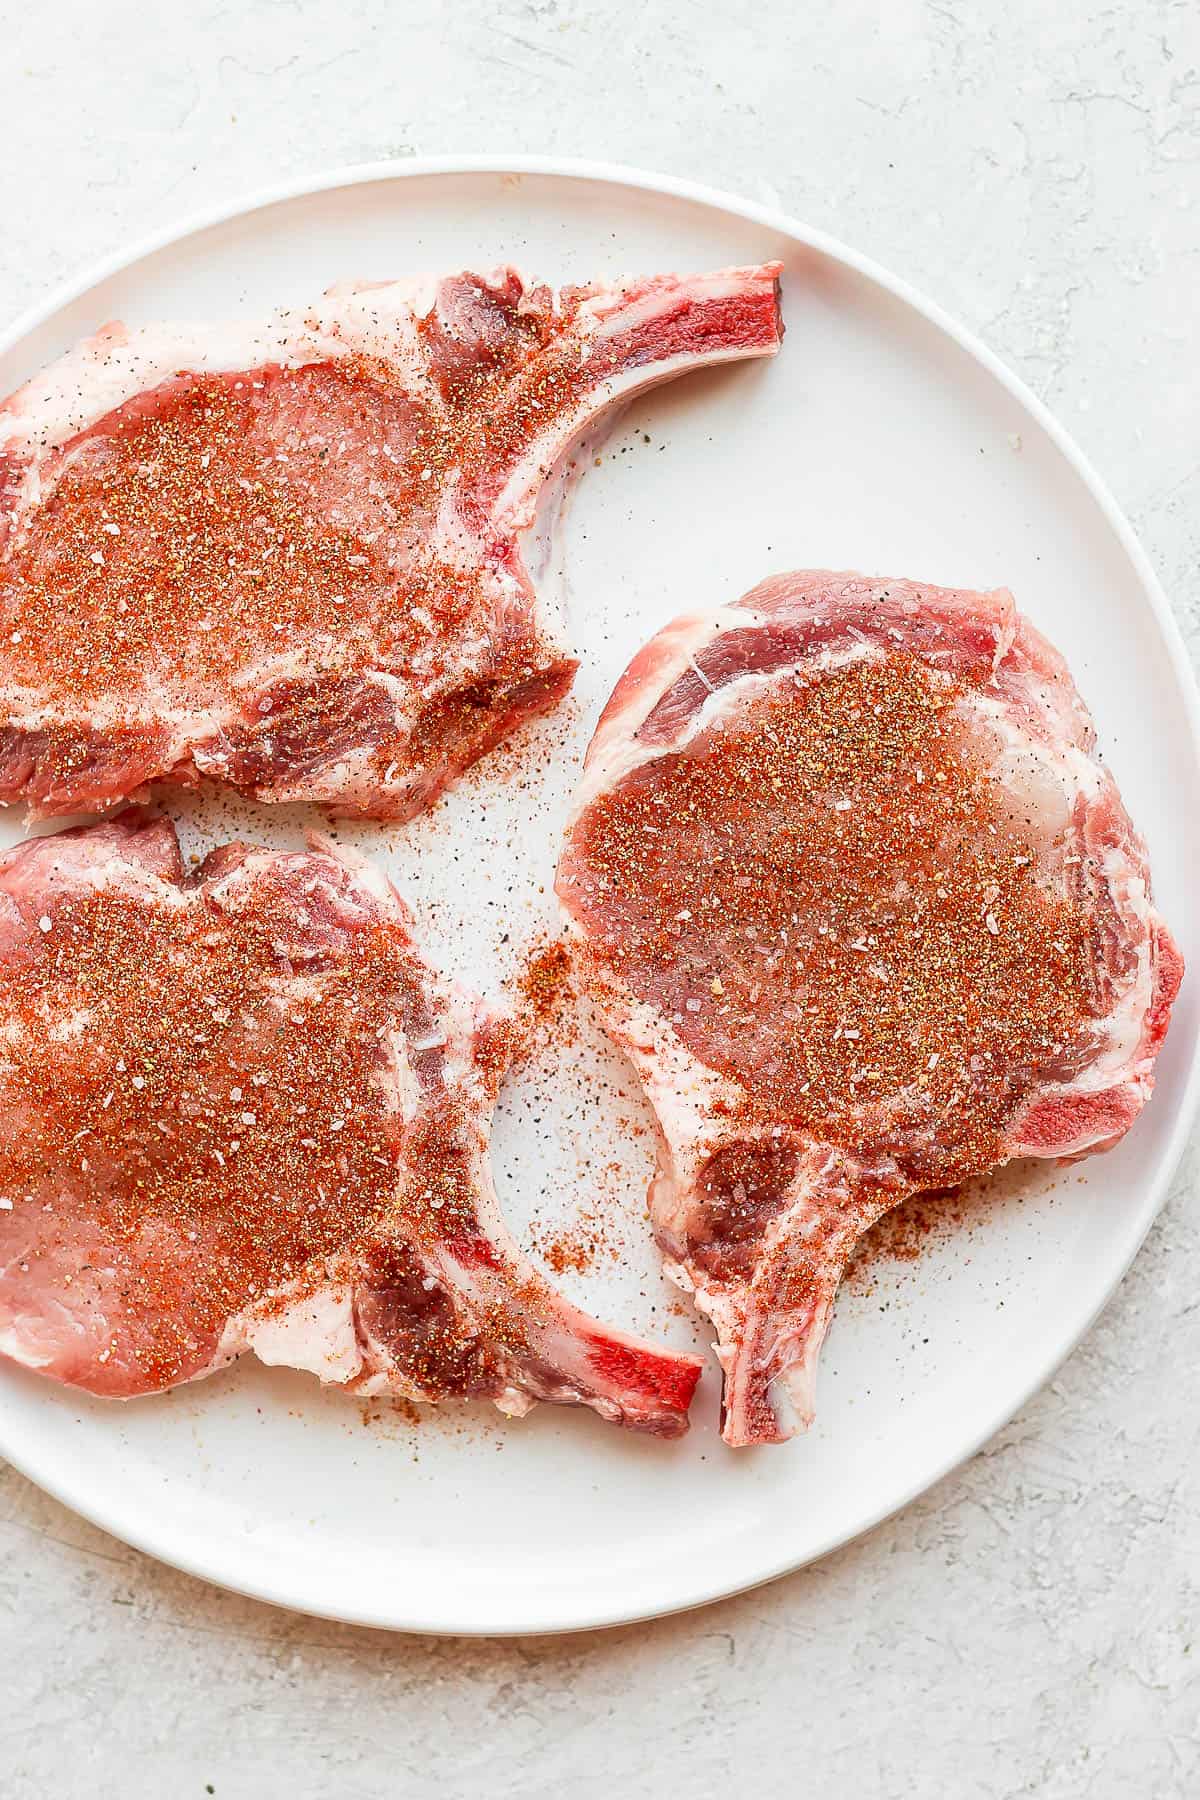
558, 571, 1182, 1445
0, 263, 782, 819
0, 812, 701, 1434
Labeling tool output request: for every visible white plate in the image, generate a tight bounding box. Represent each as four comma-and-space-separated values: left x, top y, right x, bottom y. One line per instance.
1, 158, 1197, 1636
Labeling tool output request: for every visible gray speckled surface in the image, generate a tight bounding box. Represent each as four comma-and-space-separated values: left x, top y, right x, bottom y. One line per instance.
2, 4, 1198, 1794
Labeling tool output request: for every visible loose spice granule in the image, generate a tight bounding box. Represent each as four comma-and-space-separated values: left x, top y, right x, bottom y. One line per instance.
516, 937, 574, 1025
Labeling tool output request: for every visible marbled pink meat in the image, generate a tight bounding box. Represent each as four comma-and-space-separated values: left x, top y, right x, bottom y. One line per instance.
559, 571, 1182, 1445
0, 264, 782, 819
0, 812, 701, 1434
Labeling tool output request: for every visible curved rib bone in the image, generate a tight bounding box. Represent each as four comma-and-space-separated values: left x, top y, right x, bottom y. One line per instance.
0, 263, 783, 820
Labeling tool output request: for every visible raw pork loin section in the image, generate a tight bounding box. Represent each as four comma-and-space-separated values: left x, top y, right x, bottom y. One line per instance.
0, 812, 701, 1434
558, 571, 1182, 1445
0, 264, 782, 819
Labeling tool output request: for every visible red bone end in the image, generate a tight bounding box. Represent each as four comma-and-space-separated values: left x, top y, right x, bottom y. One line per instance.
590, 264, 784, 378
583, 1332, 703, 1428
1014, 1085, 1144, 1157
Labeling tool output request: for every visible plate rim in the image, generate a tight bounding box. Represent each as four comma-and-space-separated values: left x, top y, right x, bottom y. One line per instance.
1, 153, 1197, 1636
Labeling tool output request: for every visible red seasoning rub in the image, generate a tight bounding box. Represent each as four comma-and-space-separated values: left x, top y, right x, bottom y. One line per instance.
0, 264, 783, 820
576, 653, 1093, 1189
559, 571, 1182, 1444
517, 937, 575, 1028
0, 812, 702, 1436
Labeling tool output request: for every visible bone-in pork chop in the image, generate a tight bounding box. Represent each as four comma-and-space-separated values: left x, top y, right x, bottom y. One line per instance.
0, 812, 701, 1433
557, 571, 1182, 1445
0, 265, 782, 819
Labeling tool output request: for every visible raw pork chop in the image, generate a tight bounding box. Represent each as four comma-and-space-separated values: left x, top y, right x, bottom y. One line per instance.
558, 571, 1182, 1445
0, 264, 782, 819
0, 811, 701, 1433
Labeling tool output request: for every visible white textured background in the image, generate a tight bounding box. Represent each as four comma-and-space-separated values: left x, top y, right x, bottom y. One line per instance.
2, 3, 1198, 1794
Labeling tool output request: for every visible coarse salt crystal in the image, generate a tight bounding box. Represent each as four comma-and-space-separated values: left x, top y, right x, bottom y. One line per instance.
37, 915, 52, 933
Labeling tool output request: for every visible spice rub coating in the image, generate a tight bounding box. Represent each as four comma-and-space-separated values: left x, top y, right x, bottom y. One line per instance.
559, 571, 1182, 1444
0, 263, 783, 819
0, 812, 702, 1435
